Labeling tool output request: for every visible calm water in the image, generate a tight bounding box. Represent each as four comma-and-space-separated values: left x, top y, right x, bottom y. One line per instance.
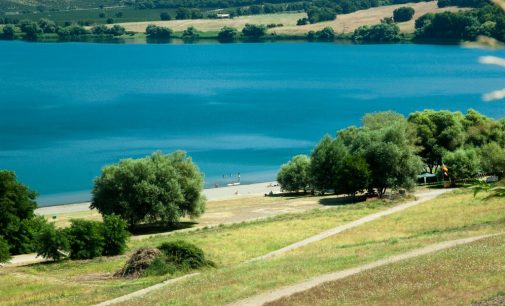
0, 41, 504, 206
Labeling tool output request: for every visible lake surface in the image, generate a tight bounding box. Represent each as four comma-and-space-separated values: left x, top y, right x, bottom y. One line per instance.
0, 41, 504, 206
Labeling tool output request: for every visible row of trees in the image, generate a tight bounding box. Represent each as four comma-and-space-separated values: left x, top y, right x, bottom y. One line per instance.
36, 215, 129, 261
1, 18, 127, 40
278, 110, 505, 197
0, 170, 130, 263
352, 18, 401, 42
145, 24, 266, 41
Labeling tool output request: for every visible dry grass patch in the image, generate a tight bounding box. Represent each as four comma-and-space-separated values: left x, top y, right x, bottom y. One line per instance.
118, 2, 466, 35
119, 12, 305, 33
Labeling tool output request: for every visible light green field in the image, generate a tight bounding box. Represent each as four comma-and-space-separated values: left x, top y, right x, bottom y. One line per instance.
0, 196, 399, 305
119, 190, 505, 306
268, 235, 505, 306
1, 190, 503, 305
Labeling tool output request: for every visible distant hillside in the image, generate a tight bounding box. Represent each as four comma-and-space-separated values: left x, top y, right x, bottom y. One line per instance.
0, 0, 123, 12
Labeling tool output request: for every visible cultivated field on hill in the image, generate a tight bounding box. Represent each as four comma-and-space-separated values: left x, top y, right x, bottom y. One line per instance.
118, 2, 465, 34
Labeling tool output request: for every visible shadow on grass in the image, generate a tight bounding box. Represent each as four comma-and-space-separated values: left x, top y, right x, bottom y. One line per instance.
130, 221, 198, 236
318, 195, 367, 206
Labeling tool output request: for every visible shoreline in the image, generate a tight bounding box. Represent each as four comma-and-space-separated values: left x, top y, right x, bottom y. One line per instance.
35, 181, 280, 215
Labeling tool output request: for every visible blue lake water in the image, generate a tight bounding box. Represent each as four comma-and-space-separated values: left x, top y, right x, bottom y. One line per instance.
0, 41, 504, 206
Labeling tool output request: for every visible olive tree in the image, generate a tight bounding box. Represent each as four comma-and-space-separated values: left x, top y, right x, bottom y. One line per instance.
91, 151, 206, 227
338, 155, 370, 199
0, 170, 38, 254
408, 110, 465, 173
277, 155, 311, 193
444, 148, 481, 185
35, 222, 69, 261
480, 142, 505, 178
310, 135, 348, 193
0, 236, 11, 263
341, 112, 422, 197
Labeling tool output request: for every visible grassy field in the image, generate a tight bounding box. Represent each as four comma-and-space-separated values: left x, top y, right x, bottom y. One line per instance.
118, 190, 505, 305
268, 235, 505, 306
1, 189, 503, 305
118, 2, 465, 34
0, 195, 398, 305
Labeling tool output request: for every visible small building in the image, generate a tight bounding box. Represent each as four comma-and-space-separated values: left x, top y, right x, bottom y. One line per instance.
216, 13, 230, 18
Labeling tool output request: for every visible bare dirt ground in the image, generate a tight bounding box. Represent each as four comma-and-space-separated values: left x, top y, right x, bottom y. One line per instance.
118, 2, 465, 34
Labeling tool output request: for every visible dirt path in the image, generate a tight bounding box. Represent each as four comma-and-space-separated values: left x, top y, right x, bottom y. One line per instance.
247, 189, 449, 263
94, 273, 199, 306
230, 234, 500, 306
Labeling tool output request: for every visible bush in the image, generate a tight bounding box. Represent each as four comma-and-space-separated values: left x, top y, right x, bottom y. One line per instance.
217, 26, 238, 42
92, 151, 206, 227
2, 25, 16, 40
67, 219, 104, 259
35, 222, 69, 261
158, 240, 214, 269
297, 18, 309, 25
393, 7, 415, 22
101, 214, 129, 256
352, 22, 401, 42
444, 148, 481, 184
142, 256, 177, 276
0, 236, 11, 263
480, 143, 505, 178
145, 24, 173, 38
160, 12, 172, 20
242, 24, 266, 39
306, 7, 337, 24
91, 24, 108, 35
116, 247, 162, 277
308, 28, 335, 41
108, 25, 125, 36
182, 26, 199, 40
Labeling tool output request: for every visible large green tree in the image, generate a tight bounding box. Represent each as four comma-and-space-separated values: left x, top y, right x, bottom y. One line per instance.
338, 155, 370, 199
91, 151, 206, 227
341, 112, 422, 197
462, 109, 505, 147
277, 155, 311, 193
310, 135, 348, 193
444, 148, 481, 185
408, 110, 466, 173
479, 142, 505, 178
0, 171, 38, 254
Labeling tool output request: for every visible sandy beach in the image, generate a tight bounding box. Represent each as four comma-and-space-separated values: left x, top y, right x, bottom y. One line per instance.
35, 181, 281, 216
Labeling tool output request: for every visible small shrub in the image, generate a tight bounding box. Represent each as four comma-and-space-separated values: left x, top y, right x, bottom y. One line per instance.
393, 7, 415, 22
142, 256, 177, 276
35, 222, 69, 261
158, 240, 214, 269
67, 219, 104, 260
217, 26, 238, 42
101, 214, 129, 256
116, 247, 162, 277
0, 236, 11, 263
